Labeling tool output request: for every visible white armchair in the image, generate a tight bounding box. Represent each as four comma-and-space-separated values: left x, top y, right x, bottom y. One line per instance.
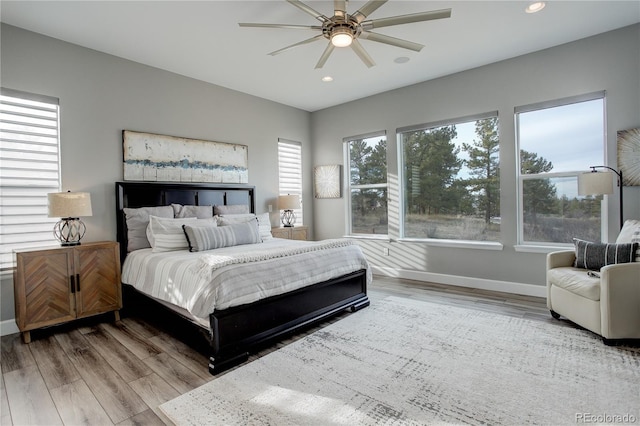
546, 220, 640, 344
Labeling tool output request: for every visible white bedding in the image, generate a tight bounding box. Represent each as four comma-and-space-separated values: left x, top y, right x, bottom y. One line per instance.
121, 238, 371, 320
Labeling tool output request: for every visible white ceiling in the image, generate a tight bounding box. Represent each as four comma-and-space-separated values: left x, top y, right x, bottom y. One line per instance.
2, 1, 639, 112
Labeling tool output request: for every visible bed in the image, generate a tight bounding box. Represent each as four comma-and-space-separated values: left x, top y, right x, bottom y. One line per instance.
115, 181, 370, 374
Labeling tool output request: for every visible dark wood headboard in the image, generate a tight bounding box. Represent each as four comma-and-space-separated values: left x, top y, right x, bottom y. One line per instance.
115, 181, 255, 262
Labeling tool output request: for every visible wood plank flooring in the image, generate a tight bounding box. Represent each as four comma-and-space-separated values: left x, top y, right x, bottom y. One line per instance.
1, 276, 554, 425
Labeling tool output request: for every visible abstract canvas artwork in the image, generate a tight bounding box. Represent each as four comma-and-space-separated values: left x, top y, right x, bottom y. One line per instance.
617, 127, 640, 186
123, 130, 248, 183
314, 165, 341, 198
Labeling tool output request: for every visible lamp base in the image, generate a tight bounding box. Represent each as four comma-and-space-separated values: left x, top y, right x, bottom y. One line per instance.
54, 217, 86, 246
281, 210, 296, 227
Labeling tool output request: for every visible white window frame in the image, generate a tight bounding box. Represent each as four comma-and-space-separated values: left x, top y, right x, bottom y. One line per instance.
397, 112, 502, 247
277, 138, 303, 226
344, 131, 388, 237
515, 91, 607, 247
0, 88, 61, 270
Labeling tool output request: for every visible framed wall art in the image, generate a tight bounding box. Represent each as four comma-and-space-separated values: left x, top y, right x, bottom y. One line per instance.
123, 130, 248, 183
617, 127, 640, 186
314, 165, 342, 198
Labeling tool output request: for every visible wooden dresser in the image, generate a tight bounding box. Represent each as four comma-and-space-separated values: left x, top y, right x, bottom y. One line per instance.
13, 241, 122, 343
271, 226, 308, 241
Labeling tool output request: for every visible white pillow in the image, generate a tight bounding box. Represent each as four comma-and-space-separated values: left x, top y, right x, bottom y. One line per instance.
616, 219, 640, 244
146, 216, 216, 252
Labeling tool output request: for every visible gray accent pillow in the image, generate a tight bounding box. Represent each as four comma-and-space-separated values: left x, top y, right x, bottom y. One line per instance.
213, 204, 250, 215
632, 230, 640, 263
573, 238, 638, 270
183, 220, 261, 252
123, 206, 174, 252
171, 204, 214, 219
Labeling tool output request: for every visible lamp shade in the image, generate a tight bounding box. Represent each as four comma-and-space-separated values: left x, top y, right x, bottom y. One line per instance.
48, 191, 93, 218
578, 171, 615, 196
278, 194, 300, 210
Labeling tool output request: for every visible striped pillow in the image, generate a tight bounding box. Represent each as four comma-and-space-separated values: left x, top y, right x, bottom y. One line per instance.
183, 220, 261, 252
573, 238, 638, 270
632, 230, 640, 262
147, 216, 216, 252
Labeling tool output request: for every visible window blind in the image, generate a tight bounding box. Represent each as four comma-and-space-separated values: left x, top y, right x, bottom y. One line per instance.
277, 139, 303, 226
0, 88, 61, 270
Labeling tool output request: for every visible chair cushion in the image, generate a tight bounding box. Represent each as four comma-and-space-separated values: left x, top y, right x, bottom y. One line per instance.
547, 267, 600, 301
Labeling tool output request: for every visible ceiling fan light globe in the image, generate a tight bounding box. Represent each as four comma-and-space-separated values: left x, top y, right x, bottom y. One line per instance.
331, 31, 353, 47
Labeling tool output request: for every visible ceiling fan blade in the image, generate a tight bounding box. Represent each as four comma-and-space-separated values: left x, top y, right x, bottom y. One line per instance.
239, 23, 321, 30
334, 0, 347, 18
363, 9, 451, 30
286, 0, 329, 23
315, 43, 335, 69
350, 39, 375, 68
359, 31, 424, 52
269, 34, 325, 56
352, 0, 388, 24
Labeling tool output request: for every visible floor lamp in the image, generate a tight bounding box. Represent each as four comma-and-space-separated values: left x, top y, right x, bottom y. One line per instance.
577, 166, 623, 230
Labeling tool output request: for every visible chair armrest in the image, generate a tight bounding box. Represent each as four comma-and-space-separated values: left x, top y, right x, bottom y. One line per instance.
600, 262, 640, 339
547, 250, 575, 269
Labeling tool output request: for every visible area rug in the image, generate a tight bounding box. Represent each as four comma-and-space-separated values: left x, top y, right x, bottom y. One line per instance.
160, 296, 640, 425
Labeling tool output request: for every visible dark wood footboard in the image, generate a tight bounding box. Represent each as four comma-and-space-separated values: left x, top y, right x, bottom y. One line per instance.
209, 269, 369, 374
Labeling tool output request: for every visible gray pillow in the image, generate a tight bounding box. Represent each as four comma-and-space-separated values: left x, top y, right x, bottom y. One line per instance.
213, 204, 250, 215
123, 206, 174, 252
573, 238, 638, 270
183, 220, 261, 252
171, 203, 214, 219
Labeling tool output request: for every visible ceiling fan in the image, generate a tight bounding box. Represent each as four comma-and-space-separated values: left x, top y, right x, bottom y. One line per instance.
239, 0, 451, 69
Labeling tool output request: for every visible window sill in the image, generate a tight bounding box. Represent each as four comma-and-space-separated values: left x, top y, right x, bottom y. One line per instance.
397, 238, 503, 251
514, 244, 572, 254
343, 235, 391, 242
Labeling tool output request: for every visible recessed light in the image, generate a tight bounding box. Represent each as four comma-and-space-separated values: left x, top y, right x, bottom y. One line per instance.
525, 1, 546, 13
394, 57, 410, 64
321, 76, 333, 82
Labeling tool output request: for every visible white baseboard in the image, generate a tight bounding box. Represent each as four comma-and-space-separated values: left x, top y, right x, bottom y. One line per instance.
1, 319, 19, 337
371, 266, 547, 298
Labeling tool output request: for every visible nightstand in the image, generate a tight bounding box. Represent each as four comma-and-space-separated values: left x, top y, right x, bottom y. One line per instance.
13, 241, 122, 343
271, 226, 308, 241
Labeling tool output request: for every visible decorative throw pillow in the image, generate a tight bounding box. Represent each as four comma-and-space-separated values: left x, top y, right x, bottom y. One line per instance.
147, 216, 216, 252
615, 219, 640, 244
573, 238, 638, 270
213, 204, 250, 215
123, 206, 174, 252
218, 213, 273, 240
616, 220, 640, 262
171, 204, 214, 219
183, 220, 261, 252
632, 230, 640, 263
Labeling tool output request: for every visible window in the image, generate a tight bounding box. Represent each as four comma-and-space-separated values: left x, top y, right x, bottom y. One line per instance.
516, 92, 605, 245
398, 113, 500, 241
0, 88, 61, 270
277, 138, 303, 225
345, 133, 388, 236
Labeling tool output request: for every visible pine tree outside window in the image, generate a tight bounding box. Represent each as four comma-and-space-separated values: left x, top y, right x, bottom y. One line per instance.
398, 112, 500, 242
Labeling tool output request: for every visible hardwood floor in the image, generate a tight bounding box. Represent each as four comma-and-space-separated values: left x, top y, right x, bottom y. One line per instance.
1, 276, 552, 425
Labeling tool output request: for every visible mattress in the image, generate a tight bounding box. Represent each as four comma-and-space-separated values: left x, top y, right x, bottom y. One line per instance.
121, 238, 371, 320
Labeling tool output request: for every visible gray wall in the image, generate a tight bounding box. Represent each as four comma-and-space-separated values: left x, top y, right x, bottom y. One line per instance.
0, 24, 311, 324
2, 23, 639, 327
311, 24, 640, 292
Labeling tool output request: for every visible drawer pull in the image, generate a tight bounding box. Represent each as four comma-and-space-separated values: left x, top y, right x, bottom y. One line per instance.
70, 275, 75, 293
